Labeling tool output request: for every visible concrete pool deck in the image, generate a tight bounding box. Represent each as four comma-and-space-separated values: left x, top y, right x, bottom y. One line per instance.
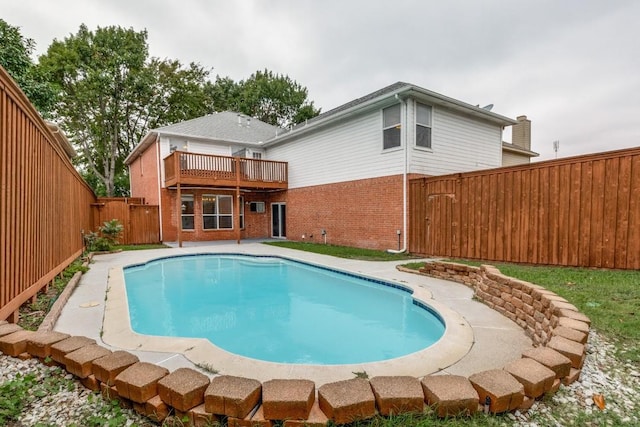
53, 241, 532, 385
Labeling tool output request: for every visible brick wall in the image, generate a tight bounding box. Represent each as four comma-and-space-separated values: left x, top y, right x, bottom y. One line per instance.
286, 175, 405, 250
160, 188, 286, 242
129, 144, 161, 205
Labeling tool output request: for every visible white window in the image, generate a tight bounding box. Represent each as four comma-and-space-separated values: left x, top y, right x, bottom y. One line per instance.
181, 194, 194, 230
252, 152, 262, 159
382, 104, 401, 150
202, 195, 234, 229
416, 103, 432, 149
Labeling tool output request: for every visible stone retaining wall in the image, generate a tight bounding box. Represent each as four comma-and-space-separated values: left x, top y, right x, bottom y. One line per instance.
416, 261, 591, 346
0, 262, 591, 426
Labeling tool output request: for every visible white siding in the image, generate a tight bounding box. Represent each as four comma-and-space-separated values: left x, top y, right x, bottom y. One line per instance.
158, 136, 232, 187
181, 139, 231, 156
409, 105, 503, 176
266, 109, 405, 189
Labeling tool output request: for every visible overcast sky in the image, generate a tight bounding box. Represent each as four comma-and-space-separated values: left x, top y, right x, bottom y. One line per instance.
4, 0, 639, 160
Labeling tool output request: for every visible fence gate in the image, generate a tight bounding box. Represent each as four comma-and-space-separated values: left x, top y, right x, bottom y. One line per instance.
91, 198, 160, 244
426, 193, 457, 257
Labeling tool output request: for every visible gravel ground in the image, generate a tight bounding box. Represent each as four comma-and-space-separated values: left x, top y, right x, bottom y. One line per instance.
1, 330, 638, 426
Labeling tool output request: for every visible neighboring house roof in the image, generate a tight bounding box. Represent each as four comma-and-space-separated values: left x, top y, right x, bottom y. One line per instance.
125, 111, 282, 164
502, 141, 539, 158
265, 81, 518, 146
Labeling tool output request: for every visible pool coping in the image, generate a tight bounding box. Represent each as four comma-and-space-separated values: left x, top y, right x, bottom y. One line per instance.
103, 252, 474, 385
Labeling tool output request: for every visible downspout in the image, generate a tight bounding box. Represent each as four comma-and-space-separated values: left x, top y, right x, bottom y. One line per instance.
155, 136, 164, 242
387, 94, 408, 253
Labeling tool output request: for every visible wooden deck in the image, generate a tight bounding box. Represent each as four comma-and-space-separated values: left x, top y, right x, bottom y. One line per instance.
164, 151, 288, 189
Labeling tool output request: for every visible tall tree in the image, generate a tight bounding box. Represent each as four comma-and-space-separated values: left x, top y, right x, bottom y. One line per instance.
38, 25, 215, 196
210, 69, 320, 128
0, 19, 56, 114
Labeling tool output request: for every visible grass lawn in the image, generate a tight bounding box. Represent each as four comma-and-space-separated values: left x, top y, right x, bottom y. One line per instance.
405, 259, 640, 364
264, 241, 416, 261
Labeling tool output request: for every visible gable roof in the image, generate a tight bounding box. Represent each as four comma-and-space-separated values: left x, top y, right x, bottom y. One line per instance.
125, 111, 282, 164
154, 111, 282, 143
126, 82, 518, 164
266, 82, 517, 145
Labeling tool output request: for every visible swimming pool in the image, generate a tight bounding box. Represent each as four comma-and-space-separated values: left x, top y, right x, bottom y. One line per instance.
123, 254, 445, 365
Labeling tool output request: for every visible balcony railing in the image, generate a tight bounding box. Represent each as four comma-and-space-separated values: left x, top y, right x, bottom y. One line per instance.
164, 151, 288, 189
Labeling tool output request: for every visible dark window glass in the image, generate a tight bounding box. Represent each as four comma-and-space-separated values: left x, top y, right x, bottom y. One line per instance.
416, 125, 432, 148
383, 127, 401, 149
182, 216, 194, 230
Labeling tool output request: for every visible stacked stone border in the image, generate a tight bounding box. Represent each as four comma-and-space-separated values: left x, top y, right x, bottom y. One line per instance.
0, 261, 590, 426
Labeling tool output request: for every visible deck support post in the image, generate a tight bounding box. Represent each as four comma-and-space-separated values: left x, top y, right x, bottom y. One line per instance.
177, 183, 182, 248
235, 157, 241, 245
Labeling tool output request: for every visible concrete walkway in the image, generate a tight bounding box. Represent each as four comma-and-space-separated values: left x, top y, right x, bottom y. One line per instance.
54, 241, 531, 384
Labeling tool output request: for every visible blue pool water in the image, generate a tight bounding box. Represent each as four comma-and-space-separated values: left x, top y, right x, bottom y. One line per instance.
124, 254, 445, 364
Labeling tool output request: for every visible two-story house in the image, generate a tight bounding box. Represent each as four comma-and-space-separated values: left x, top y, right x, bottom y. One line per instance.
125, 82, 534, 250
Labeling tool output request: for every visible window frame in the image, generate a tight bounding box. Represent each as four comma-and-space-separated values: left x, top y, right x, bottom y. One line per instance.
415, 102, 433, 150
180, 194, 195, 231
202, 194, 234, 230
382, 104, 402, 150
239, 196, 245, 229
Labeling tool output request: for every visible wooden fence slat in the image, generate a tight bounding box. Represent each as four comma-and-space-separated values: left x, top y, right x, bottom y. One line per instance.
626, 155, 640, 269
1, 66, 96, 320
602, 158, 620, 268
614, 156, 632, 268
409, 146, 640, 269
558, 164, 571, 265
589, 160, 605, 267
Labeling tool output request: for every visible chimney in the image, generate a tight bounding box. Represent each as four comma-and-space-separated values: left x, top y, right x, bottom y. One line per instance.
512, 115, 531, 150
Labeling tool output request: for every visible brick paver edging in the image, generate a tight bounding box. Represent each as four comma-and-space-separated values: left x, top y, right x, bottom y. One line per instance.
0, 262, 590, 426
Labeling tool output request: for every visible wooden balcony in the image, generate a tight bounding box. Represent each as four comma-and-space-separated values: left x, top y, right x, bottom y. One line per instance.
163, 151, 288, 189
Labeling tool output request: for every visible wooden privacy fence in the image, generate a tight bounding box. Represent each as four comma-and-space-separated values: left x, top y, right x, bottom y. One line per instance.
0, 66, 96, 321
91, 198, 160, 245
410, 147, 640, 269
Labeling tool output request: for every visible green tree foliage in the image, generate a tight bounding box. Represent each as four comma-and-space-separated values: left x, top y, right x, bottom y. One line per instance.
38, 25, 215, 196
0, 19, 56, 114
210, 69, 320, 128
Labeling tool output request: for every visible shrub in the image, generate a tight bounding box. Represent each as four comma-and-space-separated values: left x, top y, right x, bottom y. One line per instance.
99, 219, 124, 246
83, 219, 123, 252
